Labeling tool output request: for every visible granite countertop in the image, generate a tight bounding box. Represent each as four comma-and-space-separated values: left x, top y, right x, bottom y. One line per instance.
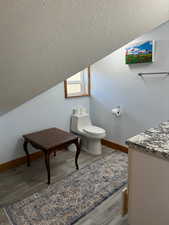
126, 121, 169, 161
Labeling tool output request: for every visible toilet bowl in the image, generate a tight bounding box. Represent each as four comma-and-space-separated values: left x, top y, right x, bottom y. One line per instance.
70, 110, 106, 155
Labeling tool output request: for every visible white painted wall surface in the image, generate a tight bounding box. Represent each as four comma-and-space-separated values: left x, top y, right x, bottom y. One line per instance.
1, 21, 169, 164
90, 21, 169, 145
0, 83, 89, 164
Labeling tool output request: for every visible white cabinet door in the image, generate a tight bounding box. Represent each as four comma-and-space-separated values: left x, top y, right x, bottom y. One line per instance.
128, 148, 169, 225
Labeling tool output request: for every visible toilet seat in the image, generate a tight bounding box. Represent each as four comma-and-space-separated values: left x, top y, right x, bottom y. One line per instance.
83, 126, 105, 136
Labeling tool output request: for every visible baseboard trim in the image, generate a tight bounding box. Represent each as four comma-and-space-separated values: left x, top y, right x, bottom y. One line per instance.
122, 187, 128, 216
0, 139, 127, 173
0, 151, 43, 172
101, 139, 128, 153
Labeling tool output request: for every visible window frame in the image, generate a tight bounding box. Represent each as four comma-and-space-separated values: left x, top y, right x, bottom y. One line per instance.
64, 66, 91, 98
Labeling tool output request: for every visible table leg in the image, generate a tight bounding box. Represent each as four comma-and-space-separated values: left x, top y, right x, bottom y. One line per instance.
44, 152, 51, 184
23, 140, 30, 167
75, 139, 81, 170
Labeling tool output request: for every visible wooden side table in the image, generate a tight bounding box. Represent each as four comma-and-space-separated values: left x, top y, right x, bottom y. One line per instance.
23, 128, 80, 184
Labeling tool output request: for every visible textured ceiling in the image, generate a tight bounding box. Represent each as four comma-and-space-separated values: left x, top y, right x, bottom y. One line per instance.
0, 0, 169, 114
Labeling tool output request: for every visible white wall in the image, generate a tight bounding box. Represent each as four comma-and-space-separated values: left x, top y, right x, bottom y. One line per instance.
1, 21, 169, 164
90, 21, 169, 145
0, 83, 89, 164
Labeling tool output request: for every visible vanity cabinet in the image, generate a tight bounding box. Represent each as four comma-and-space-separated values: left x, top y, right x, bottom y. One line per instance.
128, 148, 169, 225
126, 122, 169, 225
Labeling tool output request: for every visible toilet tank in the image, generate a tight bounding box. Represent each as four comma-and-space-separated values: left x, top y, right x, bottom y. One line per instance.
71, 113, 92, 133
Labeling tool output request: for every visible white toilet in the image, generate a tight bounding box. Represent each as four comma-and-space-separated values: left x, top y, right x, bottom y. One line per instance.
70, 108, 106, 155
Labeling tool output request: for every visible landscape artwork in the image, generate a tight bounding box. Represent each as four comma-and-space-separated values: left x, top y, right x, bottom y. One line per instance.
126, 40, 154, 64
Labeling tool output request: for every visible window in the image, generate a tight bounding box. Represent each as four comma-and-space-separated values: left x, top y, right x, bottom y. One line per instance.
64, 67, 90, 98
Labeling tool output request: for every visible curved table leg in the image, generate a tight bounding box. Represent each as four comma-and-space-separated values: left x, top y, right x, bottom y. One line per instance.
23, 140, 30, 167
44, 151, 51, 184
74, 138, 81, 170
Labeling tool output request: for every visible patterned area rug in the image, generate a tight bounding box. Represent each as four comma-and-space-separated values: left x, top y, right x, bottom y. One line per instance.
5, 151, 128, 225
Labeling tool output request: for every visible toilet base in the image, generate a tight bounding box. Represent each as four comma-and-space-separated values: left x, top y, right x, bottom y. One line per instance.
81, 136, 102, 155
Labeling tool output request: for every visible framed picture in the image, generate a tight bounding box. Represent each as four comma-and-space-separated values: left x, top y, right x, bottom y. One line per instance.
125, 40, 155, 64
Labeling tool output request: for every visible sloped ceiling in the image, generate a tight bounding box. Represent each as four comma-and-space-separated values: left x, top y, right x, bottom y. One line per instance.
0, 0, 169, 115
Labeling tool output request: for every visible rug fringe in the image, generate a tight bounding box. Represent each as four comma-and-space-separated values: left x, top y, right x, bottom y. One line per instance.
3, 208, 13, 225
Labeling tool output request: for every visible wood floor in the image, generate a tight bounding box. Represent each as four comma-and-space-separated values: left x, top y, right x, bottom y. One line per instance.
0, 146, 128, 225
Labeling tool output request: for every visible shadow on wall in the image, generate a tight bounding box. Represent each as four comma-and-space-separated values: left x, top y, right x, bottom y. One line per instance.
128, 62, 152, 71
90, 96, 144, 145
10, 138, 38, 162
90, 27, 169, 145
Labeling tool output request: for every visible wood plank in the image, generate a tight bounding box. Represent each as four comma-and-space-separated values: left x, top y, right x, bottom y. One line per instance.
101, 139, 128, 154
122, 188, 128, 216
0, 138, 128, 173
0, 151, 43, 172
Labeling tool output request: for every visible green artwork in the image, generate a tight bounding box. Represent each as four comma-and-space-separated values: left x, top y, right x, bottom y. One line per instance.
126, 41, 154, 64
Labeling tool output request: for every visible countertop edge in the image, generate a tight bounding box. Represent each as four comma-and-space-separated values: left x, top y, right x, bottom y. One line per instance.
126, 140, 169, 162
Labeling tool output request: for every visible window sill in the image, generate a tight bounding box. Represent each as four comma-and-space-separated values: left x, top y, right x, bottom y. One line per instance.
65, 94, 90, 99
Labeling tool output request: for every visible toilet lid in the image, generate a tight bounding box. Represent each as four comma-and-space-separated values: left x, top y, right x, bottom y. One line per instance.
83, 126, 105, 135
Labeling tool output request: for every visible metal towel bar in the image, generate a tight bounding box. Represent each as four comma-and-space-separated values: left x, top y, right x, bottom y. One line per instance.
138, 72, 169, 76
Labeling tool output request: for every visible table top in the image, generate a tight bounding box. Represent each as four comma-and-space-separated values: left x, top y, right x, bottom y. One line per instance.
23, 128, 78, 150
